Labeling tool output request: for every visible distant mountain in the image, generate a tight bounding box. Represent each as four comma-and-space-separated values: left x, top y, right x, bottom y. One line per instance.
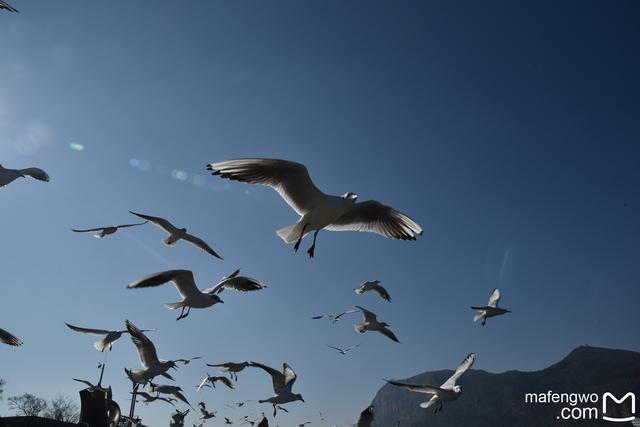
370, 346, 640, 426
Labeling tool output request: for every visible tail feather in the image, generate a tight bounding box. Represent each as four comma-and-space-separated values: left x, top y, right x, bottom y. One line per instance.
473, 311, 485, 323
163, 236, 177, 246
420, 397, 438, 408
165, 301, 185, 310
94, 339, 108, 352
355, 323, 368, 333
276, 222, 306, 243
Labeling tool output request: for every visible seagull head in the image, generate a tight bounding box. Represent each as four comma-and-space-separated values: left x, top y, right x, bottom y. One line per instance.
453, 385, 462, 393
211, 294, 224, 304
342, 192, 358, 202
294, 393, 305, 403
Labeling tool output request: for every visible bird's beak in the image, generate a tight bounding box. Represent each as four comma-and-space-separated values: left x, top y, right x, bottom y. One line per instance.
300, 398, 305, 403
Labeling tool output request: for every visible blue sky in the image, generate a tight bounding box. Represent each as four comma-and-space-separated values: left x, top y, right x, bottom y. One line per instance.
1, 1, 639, 425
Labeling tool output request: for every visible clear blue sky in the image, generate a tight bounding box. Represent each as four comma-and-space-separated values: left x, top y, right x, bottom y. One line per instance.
1, 1, 639, 425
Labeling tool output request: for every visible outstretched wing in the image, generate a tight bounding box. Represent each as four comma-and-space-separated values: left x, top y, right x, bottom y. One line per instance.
371, 283, 391, 302
183, 233, 223, 260
19, 167, 49, 181
441, 352, 476, 389
487, 288, 500, 308
71, 227, 106, 233
355, 305, 378, 323
207, 158, 326, 215
249, 361, 286, 394
0, 1, 18, 12
126, 320, 160, 368
207, 276, 267, 294
386, 380, 441, 395
0, 328, 22, 346
282, 363, 297, 391
65, 323, 110, 336
129, 211, 178, 234
115, 221, 148, 229
327, 200, 422, 240
128, 269, 200, 299
379, 326, 400, 343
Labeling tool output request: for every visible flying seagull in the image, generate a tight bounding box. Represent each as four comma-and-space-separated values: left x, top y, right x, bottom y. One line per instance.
0, 0, 17, 12
134, 391, 176, 407
206, 361, 250, 381
311, 309, 358, 324
175, 356, 202, 365
197, 374, 235, 391
0, 328, 22, 346
198, 402, 217, 420
148, 383, 192, 408
206, 159, 422, 257
386, 353, 476, 413
326, 344, 361, 355
129, 210, 222, 260
354, 306, 399, 343
65, 322, 154, 352
71, 221, 147, 238
356, 404, 374, 427
249, 361, 304, 416
171, 409, 190, 425
125, 320, 177, 384
354, 280, 391, 302
208, 269, 268, 295
471, 288, 511, 325
127, 269, 224, 321
0, 164, 48, 188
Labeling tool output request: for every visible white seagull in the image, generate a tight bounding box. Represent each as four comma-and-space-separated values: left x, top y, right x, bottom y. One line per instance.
471, 288, 511, 326
0, 0, 17, 12
71, 221, 147, 238
0, 164, 49, 188
208, 269, 268, 295
125, 320, 177, 384
354, 280, 391, 302
249, 361, 304, 416
386, 352, 476, 413
206, 361, 250, 381
0, 328, 22, 346
311, 309, 358, 324
354, 306, 399, 343
127, 269, 224, 321
65, 322, 154, 352
134, 391, 176, 407
326, 344, 361, 355
197, 374, 235, 391
148, 382, 192, 408
129, 211, 222, 260
206, 159, 423, 257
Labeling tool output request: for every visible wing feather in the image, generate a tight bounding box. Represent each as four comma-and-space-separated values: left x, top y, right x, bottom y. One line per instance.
207, 158, 326, 215
327, 201, 422, 240
0, 328, 22, 346
441, 352, 476, 389
126, 320, 160, 368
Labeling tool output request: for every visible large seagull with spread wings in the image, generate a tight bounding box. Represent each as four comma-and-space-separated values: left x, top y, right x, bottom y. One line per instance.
207, 158, 422, 257
386, 353, 476, 413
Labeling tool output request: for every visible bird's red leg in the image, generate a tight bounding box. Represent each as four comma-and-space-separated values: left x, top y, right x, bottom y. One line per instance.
293, 224, 308, 252
307, 230, 319, 258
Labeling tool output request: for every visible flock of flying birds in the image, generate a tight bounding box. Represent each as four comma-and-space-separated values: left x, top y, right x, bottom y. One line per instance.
1, 158, 512, 426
